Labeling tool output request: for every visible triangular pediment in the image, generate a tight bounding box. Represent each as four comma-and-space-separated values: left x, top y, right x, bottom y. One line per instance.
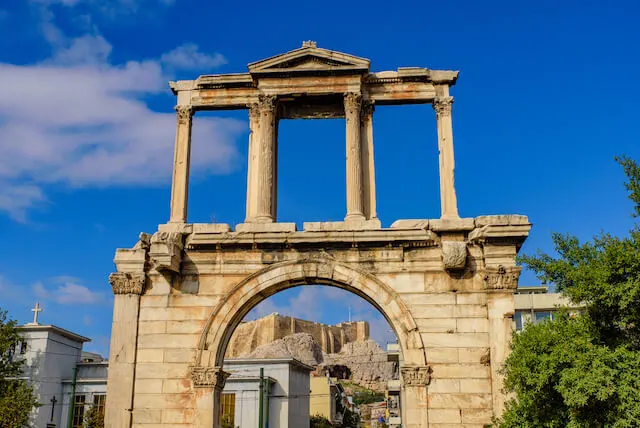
248, 42, 370, 75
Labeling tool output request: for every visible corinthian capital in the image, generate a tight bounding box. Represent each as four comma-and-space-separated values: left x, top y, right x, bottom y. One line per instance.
360, 100, 375, 119
257, 95, 277, 113
344, 92, 362, 117
433, 96, 454, 118
109, 272, 145, 295
175, 105, 193, 122
401, 365, 432, 386
484, 265, 521, 290
190, 366, 231, 389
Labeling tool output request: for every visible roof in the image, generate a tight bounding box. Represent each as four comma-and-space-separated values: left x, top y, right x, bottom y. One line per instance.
224, 357, 315, 372
247, 41, 370, 76
18, 324, 91, 343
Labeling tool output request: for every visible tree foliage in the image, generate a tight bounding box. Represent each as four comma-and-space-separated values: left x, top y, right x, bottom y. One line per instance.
498, 157, 640, 427
85, 404, 105, 428
310, 414, 332, 428
0, 308, 39, 428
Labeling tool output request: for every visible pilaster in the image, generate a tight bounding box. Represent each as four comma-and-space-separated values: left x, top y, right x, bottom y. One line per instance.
105, 272, 145, 428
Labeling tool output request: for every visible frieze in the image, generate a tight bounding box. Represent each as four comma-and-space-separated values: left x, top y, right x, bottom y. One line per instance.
401, 365, 431, 386
432, 96, 453, 118
190, 366, 231, 389
484, 265, 521, 290
109, 272, 145, 295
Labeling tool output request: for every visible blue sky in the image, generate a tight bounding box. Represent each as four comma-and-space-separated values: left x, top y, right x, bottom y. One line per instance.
1, 0, 639, 356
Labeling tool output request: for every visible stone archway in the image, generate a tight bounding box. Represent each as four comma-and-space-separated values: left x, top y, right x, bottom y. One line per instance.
191, 258, 429, 428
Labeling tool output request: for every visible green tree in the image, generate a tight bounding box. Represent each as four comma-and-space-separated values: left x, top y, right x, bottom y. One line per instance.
497, 156, 640, 427
310, 414, 332, 428
84, 403, 105, 428
0, 308, 39, 428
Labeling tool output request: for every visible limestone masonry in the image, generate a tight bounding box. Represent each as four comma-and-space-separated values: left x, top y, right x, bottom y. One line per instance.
105, 42, 531, 428
226, 313, 369, 357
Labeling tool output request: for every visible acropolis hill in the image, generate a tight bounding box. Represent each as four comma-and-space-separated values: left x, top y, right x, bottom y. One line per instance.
225, 313, 369, 357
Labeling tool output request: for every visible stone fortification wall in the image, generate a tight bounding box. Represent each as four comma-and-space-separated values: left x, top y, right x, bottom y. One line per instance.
225, 313, 369, 357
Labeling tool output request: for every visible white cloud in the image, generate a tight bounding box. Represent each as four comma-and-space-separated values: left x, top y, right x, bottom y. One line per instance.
0, 32, 243, 221
161, 43, 227, 71
32, 279, 104, 304
33, 282, 50, 300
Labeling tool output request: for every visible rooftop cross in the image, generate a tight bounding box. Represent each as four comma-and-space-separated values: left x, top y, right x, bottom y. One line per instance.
30, 302, 42, 325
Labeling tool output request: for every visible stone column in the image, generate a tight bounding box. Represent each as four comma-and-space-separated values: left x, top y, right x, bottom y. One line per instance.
344, 92, 365, 221
169, 105, 194, 223
360, 101, 377, 220
401, 366, 431, 427
485, 264, 521, 417
245, 103, 260, 222
254, 95, 277, 223
433, 96, 460, 219
191, 367, 231, 428
104, 272, 145, 428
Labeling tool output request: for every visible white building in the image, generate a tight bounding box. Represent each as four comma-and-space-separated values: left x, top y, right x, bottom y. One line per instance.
15, 304, 108, 428
514, 285, 582, 330
222, 358, 314, 428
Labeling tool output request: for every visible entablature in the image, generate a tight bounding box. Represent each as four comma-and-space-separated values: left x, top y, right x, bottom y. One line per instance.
169, 43, 459, 112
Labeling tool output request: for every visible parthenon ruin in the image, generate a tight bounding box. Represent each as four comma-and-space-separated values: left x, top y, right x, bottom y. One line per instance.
105, 42, 531, 428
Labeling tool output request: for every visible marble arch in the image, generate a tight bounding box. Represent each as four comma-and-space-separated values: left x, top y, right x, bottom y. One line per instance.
104, 42, 532, 428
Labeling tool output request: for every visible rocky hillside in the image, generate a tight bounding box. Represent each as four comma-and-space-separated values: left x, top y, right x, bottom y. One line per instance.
236, 333, 396, 391
320, 339, 396, 391
245, 333, 324, 366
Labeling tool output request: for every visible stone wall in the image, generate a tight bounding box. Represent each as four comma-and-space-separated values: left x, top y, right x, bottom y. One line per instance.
225, 313, 369, 357
105, 215, 530, 428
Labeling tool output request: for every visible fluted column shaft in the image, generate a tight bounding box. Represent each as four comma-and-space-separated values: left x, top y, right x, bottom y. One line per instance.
360, 101, 377, 220
344, 92, 365, 221
254, 95, 277, 222
433, 96, 460, 219
169, 105, 193, 223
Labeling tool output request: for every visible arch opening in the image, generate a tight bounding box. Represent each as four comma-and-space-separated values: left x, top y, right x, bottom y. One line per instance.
195, 259, 426, 370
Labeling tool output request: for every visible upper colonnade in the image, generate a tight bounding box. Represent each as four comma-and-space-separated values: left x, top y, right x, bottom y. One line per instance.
168, 41, 460, 229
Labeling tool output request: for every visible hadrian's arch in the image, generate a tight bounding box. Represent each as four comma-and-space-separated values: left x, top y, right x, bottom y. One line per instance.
105, 42, 531, 428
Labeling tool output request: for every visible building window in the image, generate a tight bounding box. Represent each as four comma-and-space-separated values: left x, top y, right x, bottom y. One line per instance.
220, 393, 235, 426
535, 311, 552, 323
72, 395, 86, 428
19, 341, 27, 354
93, 394, 106, 417
514, 311, 524, 331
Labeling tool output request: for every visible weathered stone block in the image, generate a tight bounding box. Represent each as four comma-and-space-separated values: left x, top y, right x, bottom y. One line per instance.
428, 379, 460, 393
431, 364, 491, 379
421, 333, 489, 348
428, 393, 492, 409
427, 408, 462, 423
454, 305, 488, 318
461, 408, 494, 423
456, 318, 490, 333
459, 379, 492, 393
426, 348, 459, 363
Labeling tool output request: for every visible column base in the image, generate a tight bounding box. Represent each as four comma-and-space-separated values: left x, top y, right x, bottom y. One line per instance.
235, 222, 297, 233
304, 219, 382, 231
